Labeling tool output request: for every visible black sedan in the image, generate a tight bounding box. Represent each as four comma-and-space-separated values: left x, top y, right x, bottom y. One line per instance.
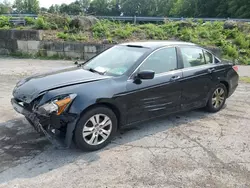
11, 41, 239, 151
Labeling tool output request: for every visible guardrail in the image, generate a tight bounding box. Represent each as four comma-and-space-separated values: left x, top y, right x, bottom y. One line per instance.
96, 16, 250, 23
1, 14, 37, 18
9, 18, 26, 25
2, 14, 250, 23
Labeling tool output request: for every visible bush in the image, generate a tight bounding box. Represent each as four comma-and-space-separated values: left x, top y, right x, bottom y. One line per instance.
24, 17, 35, 25
235, 34, 249, 49
0, 16, 10, 27
35, 17, 49, 30
57, 32, 87, 41
223, 44, 239, 59
179, 28, 194, 41
0, 25, 11, 30
41, 13, 71, 29
48, 22, 58, 30
57, 32, 69, 40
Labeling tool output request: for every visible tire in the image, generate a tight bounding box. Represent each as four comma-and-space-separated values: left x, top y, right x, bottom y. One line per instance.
74, 106, 118, 151
206, 83, 228, 113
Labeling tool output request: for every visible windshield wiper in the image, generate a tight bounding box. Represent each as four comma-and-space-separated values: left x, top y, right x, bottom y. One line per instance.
87, 68, 105, 75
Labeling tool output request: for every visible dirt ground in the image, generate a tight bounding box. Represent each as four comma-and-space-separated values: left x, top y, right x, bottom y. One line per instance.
0, 58, 250, 188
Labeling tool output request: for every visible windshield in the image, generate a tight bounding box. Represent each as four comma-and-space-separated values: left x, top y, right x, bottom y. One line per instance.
83, 45, 148, 76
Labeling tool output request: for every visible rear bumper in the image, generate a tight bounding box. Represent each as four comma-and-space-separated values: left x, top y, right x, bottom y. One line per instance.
228, 83, 238, 98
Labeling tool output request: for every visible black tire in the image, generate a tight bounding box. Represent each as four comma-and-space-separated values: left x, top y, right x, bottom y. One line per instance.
74, 106, 118, 151
206, 83, 228, 113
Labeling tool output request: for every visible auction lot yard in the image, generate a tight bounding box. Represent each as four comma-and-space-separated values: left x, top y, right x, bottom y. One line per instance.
0, 58, 250, 188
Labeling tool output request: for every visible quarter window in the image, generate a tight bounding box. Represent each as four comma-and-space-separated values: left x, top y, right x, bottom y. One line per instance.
139, 48, 177, 74
180, 47, 206, 68
204, 51, 213, 64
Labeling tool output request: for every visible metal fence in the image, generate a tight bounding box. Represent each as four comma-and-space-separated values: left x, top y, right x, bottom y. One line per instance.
2, 14, 250, 25
96, 16, 250, 23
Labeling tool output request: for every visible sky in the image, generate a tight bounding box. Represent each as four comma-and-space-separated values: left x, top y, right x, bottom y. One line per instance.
40, 0, 75, 8
0, 0, 76, 8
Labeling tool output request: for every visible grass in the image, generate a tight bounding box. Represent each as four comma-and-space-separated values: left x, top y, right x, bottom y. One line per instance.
240, 77, 250, 83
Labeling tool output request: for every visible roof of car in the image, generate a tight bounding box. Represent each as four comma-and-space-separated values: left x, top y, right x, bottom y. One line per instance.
120, 41, 196, 49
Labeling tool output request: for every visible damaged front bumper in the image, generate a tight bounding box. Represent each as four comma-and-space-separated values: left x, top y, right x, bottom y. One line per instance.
11, 98, 77, 149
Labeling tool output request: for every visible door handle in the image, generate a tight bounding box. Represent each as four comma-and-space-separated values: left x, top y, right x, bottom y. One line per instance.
208, 68, 215, 73
170, 75, 181, 81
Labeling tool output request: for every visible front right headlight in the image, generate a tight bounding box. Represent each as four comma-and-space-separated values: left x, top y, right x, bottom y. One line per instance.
37, 94, 77, 116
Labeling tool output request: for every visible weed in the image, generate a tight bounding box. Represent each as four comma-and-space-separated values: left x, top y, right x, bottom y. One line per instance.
240, 77, 250, 83
35, 17, 49, 30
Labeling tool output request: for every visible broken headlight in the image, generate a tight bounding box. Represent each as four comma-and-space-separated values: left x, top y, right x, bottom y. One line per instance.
37, 94, 77, 116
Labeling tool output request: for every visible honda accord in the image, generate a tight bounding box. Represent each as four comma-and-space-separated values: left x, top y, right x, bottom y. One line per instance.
11, 41, 239, 151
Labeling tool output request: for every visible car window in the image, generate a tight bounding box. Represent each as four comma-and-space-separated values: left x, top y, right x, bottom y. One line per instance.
83, 45, 148, 76
180, 47, 206, 68
139, 48, 177, 74
204, 50, 213, 64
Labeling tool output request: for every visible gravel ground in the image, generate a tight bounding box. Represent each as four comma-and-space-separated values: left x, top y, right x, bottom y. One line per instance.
0, 58, 250, 188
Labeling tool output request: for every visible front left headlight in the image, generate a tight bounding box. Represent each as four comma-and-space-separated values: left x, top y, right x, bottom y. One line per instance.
37, 94, 77, 116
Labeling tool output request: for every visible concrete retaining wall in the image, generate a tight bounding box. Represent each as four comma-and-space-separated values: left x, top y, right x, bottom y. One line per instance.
0, 29, 222, 60
0, 30, 113, 60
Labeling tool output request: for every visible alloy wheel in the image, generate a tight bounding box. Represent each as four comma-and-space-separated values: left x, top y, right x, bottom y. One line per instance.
212, 87, 225, 109
82, 114, 112, 146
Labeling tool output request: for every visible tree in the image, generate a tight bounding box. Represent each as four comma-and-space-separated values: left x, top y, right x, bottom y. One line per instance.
48, 5, 56, 13
87, 0, 115, 16
27, 0, 250, 18
227, 0, 250, 18
13, 0, 40, 14
59, 1, 83, 15
40, 7, 48, 12
79, 0, 91, 12
0, 0, 12, 14
121, 0, 158, 16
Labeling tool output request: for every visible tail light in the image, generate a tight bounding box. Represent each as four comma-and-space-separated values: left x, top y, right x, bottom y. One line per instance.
233, 65, 238, 72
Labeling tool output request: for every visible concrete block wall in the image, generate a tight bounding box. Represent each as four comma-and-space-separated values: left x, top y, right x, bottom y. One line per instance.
0, 29, 113, 60
0, 29, 222, 60
39, 41, 112, 60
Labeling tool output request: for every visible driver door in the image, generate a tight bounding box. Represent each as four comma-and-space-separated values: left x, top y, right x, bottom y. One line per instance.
125, 47, 183, 124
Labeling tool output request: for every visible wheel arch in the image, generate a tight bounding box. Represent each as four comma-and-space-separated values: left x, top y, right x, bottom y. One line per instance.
219, 80, 229, 97
78, 102, 123, 128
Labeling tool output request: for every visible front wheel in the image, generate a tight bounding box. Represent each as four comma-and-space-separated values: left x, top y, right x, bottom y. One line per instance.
206, 83, 227, 113
74, 106, 117, 151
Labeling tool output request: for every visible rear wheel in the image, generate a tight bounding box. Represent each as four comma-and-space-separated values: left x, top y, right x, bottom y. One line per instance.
74, 106, 117, 151
206, 83, 227, 113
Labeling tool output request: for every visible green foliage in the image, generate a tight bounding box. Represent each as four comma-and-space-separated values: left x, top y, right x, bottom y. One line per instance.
57, 32, 69, 40
223, 44, 239, 59
89, 20, 250, 64
34, 17, 49, 30
235, 33, 250, 49
24, 17, 35, 25
0, 16, 10, 27
0, 25, 11, 30
64, 26, 69, 32
13, 0, 40, 14
240, 77, 250, 83
57, 32, 87, 41
0, 1, 11, 14
42, 14, 71, 30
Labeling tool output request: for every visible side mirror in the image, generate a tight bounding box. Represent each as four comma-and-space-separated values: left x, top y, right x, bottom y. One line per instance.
137, 70, 155, 80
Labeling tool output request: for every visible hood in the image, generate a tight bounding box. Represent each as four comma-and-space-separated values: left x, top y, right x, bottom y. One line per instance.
13, 67, 110, 103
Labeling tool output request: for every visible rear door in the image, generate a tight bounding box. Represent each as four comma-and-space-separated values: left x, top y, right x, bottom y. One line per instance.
125, 47, 183, 124
178, 46, 217, 110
